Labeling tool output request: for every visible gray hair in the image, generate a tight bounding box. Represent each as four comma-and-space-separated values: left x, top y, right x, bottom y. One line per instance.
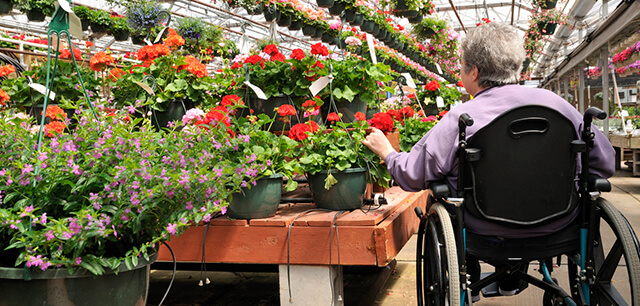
461, 22, 526, 88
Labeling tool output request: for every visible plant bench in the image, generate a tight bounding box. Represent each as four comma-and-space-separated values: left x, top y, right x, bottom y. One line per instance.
157, 186, 427, 305
610, 133, 640, 176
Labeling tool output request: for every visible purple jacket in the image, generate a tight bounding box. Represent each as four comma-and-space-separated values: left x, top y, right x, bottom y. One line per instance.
385, 85, 615, 238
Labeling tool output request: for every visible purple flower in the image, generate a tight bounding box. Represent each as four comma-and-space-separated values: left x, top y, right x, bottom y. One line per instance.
167, 223, 177, 235
45, 230, 54, 240
21, 164, 34, 175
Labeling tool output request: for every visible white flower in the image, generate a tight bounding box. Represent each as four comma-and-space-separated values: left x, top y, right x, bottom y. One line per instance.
345, 36, 362, 46
182, 108, 205, 125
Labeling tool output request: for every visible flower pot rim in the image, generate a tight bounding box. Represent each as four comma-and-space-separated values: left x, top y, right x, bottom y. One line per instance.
313, 167, 367, 175
0, 253, 158, 280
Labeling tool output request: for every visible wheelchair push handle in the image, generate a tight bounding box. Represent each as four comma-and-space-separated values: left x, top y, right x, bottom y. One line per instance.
459, 113, 474, 129
583, 107, 606, 126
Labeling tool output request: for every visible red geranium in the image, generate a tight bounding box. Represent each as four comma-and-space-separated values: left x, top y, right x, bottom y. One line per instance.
438, 110, 448, 118
44, 121, 66, 137
137, 44, 170, 62
263, 44, 280, 56
424, 80, 440, 91
310, 43, 329, 56
220, 94, 243, 108
0, 65, 15, 78
89, 51, 113, 72
355, 111, 366, 121
368, 112, 395, 134
108, 67, 126, 82
43, 105, 67, 121
271, 53, 286, 62
0, 88, 9, 106
245, 55, 263, 66
327, 112, 340, 123
290, 48, 305, 60
399, 106, 414, 119
386, 109, 401, 122
288, 121, 319, 141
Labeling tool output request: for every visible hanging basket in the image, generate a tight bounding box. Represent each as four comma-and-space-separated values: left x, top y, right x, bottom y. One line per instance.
246, 94, 299, 131
344, 9, 356, 23
277, 14, 292, 27
26, 9, 46, 22
371, 23, 380, 36
394, 0, 409, 12
245, 4, 264, 15
350, 13, 364, 26
403, 10, 419, 18
328, 1, 345, 16
316, 0, 334, 8
302, 25, 316, 36
537, 22, 557, 35
408, 14, 423, 24
360, 19, 375, 33
227, 174, 283, 219
289, 19, 303, 31
537, 0, 557, 9
90, 22, 108, 34
308, 168, 367, 211
320, 95, 367, 123
112, 31, 130, 42
151, 99, 193, 131
131, 35, 146, 45
80, 19, 89, 31
263, 6, 278, 22
312, 28, 323, 39
321, 33, 334, 43
0, 254, 156, 305
0, 0, 13, 15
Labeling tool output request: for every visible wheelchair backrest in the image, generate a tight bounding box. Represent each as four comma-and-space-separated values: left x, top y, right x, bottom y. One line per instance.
463, 105, 579, 226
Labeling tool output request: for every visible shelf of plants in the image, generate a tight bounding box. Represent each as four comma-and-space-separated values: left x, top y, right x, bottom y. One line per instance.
0, 0, 464, 304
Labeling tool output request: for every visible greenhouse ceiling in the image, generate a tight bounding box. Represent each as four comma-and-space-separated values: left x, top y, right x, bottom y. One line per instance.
0, 0, 635, 83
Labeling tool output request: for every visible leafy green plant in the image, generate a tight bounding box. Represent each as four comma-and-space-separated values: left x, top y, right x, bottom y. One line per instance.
325, 54, 393, 108
0, 105, 248, 274
108, 15, 130, 37
71, 5, 91, 20
18, 0, 56, 16
89, 9, 114, 31
399, 115, 438, 152
413, 15, 448, 41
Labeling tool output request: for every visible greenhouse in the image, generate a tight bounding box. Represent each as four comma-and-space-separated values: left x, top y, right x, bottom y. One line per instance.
0, 0, 639, 305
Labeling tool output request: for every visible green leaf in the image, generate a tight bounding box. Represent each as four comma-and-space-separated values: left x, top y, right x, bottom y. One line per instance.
324, 172, 338, 190
166, 79, 188, 92
80, 261, 105, 275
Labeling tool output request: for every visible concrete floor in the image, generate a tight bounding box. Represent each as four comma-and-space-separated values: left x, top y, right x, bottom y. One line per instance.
146, 168, 640, 306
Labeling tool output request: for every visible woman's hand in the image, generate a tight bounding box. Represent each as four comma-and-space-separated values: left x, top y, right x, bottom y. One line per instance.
362, 127, 395, 160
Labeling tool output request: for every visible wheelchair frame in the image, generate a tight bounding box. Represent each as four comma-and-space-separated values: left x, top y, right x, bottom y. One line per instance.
415, 107, 640, 306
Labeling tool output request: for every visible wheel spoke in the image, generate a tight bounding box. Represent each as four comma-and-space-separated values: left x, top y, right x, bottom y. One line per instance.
593, 282, 629, 306
597, 239, 623, 283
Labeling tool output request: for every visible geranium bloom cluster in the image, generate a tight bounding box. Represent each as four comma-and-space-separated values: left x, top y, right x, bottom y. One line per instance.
90, 51, 114, 72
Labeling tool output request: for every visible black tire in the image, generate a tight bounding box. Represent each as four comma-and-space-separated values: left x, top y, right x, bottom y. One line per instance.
569, 198, 640, 305
417, 203, 460, 306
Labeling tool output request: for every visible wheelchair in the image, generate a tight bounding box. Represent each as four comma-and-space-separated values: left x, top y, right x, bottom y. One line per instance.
414, 105, 640, 305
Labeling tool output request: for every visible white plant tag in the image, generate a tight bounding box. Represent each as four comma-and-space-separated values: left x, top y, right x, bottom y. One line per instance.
310, 76, 330, 97
240, 37, 250, 54
68, 13, 83, 39
621, 110, 629, 117
245, 81, 267, 100
29, 83, 56, 101
153, 27, 169, 44
400, 73, 416, 89
134, 82, 154, 95
435, 63, 443, 74
366, 34, 377, 65
57, 0, 71, 12
436, 96, 445, 108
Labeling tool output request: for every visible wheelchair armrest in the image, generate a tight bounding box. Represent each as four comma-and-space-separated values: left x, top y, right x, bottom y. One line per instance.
588, 174, 611, 193
429, 182, 451, 199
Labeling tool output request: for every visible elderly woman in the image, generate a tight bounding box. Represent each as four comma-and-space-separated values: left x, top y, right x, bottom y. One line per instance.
363, 22, 614, 301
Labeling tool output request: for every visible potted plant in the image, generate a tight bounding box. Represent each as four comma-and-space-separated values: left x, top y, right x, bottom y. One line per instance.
176, 16, 223, 55
0, 0, 16, 15
182, 101, 299, 219
321, 53, 393, 122
72, 5, 91, 31
18, 0, 56, 22
529, 8, 568, 36
398, 110, 438, 152
108, 14, 130, 41
88, 9, 113, 34
0, 102, 252, 303
126, 1, 163, 32
412, 15, 448, 41
289, 114, 390, 210
112, 30, 214, 129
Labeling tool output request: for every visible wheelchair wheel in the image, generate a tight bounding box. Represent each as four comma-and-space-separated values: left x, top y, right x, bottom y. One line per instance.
417, 203, 460, 306
569, 198, 640, 305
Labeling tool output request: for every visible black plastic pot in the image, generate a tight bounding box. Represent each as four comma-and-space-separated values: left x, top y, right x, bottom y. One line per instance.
360, 19, 375, 33
408, 14, 423, 24
316, 0, 334, 8
403, 10, 418, 18
112, 31, 130, 41
0, 0, 12, 15
90, 22, 107, 34
263, 6, 278, 21
375, 29, 387, 40
131, 35, 146, 45
308, 168, 367, 211
246, 4, 264, 15
344, 9, 356, 23
277, 14, 291, 27
371, 23, 380, 35
80, 19, 89, 31
151, 99, 193, 131
289, 19, 303, 30
312, 28, 323, 39
538, 22, 557, 35
321, 33, 334, 43
26, 9, 46, 22
302, 25, 316, 36
350, 13, 364, 26
538, 0, 557, 9
328, 1, 345, 16
394, 0, 409, 12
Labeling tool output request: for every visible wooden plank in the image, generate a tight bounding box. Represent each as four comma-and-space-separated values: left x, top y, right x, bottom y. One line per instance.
631, 137, 640, 149
335, 188, 424, 226
249, 203, 315, 227
374, 190, 429, 266
610, 134, 631, 148
157, 224, 379, 265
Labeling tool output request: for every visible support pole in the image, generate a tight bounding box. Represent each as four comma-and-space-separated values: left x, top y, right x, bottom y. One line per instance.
578, 66, 586, 113
601, 47, 610, 138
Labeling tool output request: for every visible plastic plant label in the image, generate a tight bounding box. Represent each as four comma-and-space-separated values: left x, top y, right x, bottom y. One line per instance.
621, 110, 629, 117
245, 81, 267, 100
57, 0, 71, 12
68, 13, 83, 39
153, 27, 169, 44
436, 96, 445, 108
366, 34, 377, 65
134, 82, 155, 95
400, 73, 416, 89
29, 83, 56, 101
310, 76, 330, 97
240, 37, 250, 54
435, 63, 443, 74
